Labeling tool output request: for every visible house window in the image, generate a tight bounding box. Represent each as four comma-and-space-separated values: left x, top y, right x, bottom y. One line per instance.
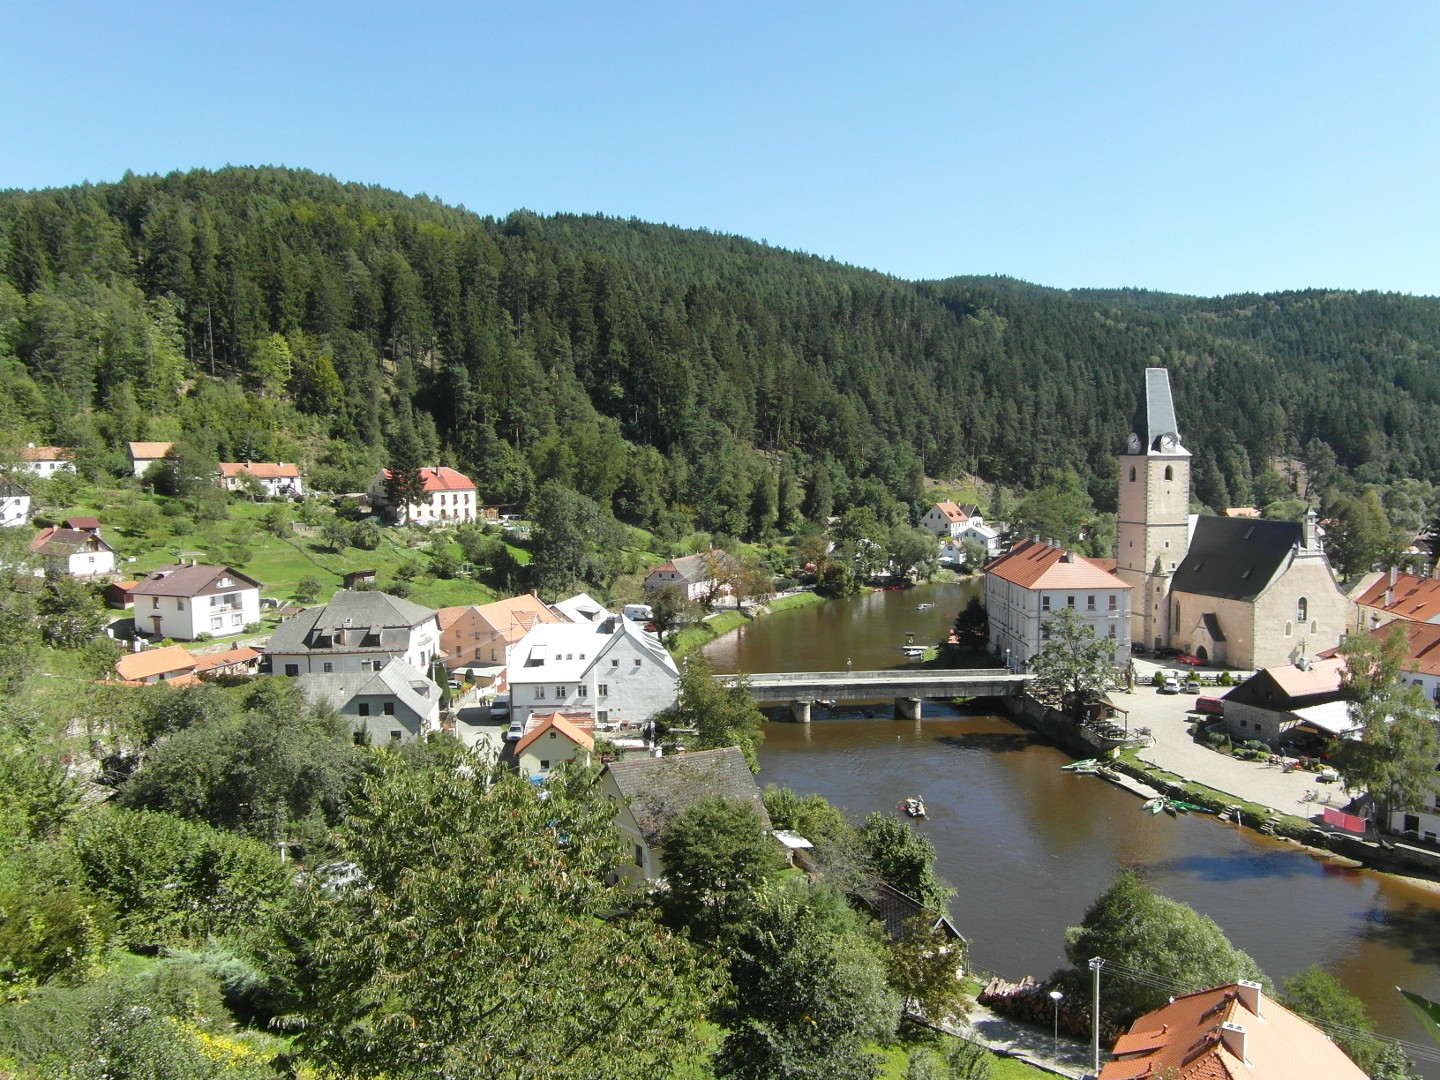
323, 662, 333, 673
549, 731, 556, 739
383, 702, 395, 715
540, 759, 550, 769
1129, 467, 1136, 481
598, 684, 608, 696
152, 597, 159, 609
597, 711, 609, 723
535, 687, 545, 700
359, 703, 371, 716
390, 730, 402, 742
1108, 595, 1117, 612
285, 664, 299, 677
634, 844, 645, 868
1086, 596, 1096, 611
612, 659, 620, 667
211, 617, 223, 630
634, 659, 642, 667
577, 686, 588, 698
176, 598, 185, 611
1108, 625, 1116, 638
556, 686, 566, 698
1041, 596, 1050, 612
1066, 596, 1075, 609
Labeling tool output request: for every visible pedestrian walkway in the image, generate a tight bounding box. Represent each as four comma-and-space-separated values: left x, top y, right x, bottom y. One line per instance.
956, 1002, 1092, 1077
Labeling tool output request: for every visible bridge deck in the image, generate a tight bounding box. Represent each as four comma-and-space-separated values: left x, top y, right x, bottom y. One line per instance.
717, 668, 1029, 703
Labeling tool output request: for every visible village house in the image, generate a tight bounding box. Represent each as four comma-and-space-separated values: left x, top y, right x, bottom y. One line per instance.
128, 562, 263, 641
437, 593, 567, 676
513, 712, 595, 779
127, 441, 173, 477
114, 644, 200, 686
297, 656, 441, 743
1117, 368, 1353, 668
550, 591, 608, 624
367, 466, 477, 524
191, 646, 263, 679
1350, 568, 1440, 633
29, 518, 117, 577
505, 613, 679, 728
0, 479, 32, 527
600, 747, 770, 882
1099, 981, 1366, 1080
643, 552, 732, 603
217, 461, 305, 498
1216, 657, 1350, 746
919, 500, 979, 539
17, 444, 75, 478
265, 589, 440, 676
984, 537, 1132, 671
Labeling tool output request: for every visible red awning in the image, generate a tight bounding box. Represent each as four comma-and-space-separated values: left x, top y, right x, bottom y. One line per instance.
1322, 807, 1367, 833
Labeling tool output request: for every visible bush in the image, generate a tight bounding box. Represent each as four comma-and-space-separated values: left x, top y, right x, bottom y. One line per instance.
1218, 671, 1234, 686
1151, 671, 1165, 687
193, 632, 212, 643
242, 622, 261, 634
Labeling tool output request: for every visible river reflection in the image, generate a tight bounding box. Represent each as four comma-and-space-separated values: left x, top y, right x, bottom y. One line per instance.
706, 583, 1440, 1072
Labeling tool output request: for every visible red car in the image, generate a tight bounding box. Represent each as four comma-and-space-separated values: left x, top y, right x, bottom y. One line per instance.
1176, 654, 1204, 666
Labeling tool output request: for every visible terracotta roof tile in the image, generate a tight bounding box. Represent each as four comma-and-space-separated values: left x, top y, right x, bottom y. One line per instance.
515, 712, 595, 754
1355, 571, 1440, 624
127, 441, 173, 459
380, 466, 475, 492
219, 461, 302, 479
114, 645, 197, 682
985, 538, 1131, 591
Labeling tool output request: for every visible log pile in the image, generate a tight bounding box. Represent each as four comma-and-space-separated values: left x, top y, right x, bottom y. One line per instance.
978, 976, 1122, 1044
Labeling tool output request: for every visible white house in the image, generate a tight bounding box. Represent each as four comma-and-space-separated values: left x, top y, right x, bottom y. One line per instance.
265, 590, 441, 676
984, 537, 1132, 670
17, 444, 75, 478
127, 441, 173, 477
297, 657, 441, 744
368, 466, 477, 525
29, 519, 117, 577
505, 614, 679, 728
643, 552, 732, 603
920, 501, 980, 539
129, 562, 263, 641
0, 480, 32, 528
218, 461, 305, 498
957, 519, 1002, 556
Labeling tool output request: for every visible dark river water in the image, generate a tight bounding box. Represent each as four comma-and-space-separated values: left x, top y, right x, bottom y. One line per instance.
705, 581, 1440, 1071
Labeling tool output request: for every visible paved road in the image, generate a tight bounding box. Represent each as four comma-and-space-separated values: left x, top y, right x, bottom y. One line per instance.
1115, 659, 1349, 820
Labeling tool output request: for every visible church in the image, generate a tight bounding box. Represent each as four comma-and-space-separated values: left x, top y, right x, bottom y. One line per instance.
1114, 368, 1353, 670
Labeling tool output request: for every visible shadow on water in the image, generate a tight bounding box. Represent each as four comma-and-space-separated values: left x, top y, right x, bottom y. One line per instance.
1356, 904, 1440, 966
1146, 851, 1350, 884
933, 731, 1038, 754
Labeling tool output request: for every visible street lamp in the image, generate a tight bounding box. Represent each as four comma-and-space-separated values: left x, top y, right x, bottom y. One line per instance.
1049, 989, 1063, 1062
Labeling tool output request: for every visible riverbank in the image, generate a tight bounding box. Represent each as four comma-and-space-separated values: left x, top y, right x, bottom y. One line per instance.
670, 590, 827, 656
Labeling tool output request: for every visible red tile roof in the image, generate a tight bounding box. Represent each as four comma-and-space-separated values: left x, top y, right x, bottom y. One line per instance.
933, 500, 969, 522
127, 441, 173, 459
515, 712, 595, 754
19, 445, 72, 461
1354, 571, 1440, 624
219, 461, 302, 479
380, 466, 475, 492
1100, 983, 1366, 1080
114, 645, 198, 683
985, 538, 1131, 591
192, 647, 261, 673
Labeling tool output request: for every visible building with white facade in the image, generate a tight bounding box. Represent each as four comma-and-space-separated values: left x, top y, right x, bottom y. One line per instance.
985, 538, 1132, 670
505, 614, 679, 727
297, 657, 441, 743
368, 466, 477, 525
514, 712, 594, 779
920, 501, 980, 539
129, 562, 262, 641
17, 445, 75, 478
265, 590, 441, 676
0, 480, 32, 528
127, 441, 173, 477
218, 461, 305, 497
29, 519, 117, 576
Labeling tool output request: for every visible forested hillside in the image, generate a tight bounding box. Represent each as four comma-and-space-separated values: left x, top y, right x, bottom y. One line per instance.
2, 166, 1437, 536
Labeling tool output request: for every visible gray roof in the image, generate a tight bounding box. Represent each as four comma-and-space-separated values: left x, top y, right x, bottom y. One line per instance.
266, 590, 437, 655
129, 563, 260, 598
0, 480, 30, 498
296, 657, 438, 719
606, 747, 769, 845
1132, 366, 1181, 452
860, 881, 964, 943
1171, 516, 1301, 603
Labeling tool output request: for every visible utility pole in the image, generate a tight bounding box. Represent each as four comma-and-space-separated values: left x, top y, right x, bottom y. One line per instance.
1089, 957, 1103, 1076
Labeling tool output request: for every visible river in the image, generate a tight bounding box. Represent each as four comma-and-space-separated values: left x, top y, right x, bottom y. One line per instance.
704, 580, 1440, 1071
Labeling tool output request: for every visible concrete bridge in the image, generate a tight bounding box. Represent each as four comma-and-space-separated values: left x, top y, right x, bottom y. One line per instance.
716, 668, 1032, 722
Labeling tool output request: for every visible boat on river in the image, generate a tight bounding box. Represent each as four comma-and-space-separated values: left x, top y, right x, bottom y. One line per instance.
900, 796, 928, 818
915, 602, 934, 610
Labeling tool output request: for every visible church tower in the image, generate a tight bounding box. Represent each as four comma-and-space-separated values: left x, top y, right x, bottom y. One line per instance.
1116, 368, 1191, 650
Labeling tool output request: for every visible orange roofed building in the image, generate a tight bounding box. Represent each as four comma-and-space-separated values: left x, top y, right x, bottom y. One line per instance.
1352, 569, 1440, 632
984, 537, 1132, 670
1101, 981, 1365, 1080
437, 593, 568, 675
367, 466, 476, 525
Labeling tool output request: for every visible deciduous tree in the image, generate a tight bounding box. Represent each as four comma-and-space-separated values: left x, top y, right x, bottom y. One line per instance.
660, 652, 766, 771
1028, 605, 1119, 715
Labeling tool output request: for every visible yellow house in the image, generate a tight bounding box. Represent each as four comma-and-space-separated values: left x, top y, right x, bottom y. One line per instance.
514, 712, 594, 778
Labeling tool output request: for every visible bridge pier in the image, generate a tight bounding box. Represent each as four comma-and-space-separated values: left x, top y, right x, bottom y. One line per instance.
789, 699, 812, 724
894, 696, 923, 720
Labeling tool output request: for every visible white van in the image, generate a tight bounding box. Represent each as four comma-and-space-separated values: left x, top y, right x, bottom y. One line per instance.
490, 694, 511, 718
622, 604, 653, 622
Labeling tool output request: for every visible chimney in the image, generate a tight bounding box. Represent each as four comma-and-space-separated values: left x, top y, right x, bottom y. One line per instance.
1219, 1021, 1248, 1063
1061, 550, 1075, 563
1235, 980, 1262, 1017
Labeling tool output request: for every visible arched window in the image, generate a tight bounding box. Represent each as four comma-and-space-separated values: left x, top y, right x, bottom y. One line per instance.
1285, 621, 1293, 637
1297, 597, 1308, 622
1129, 467, 1136, 482
1311, 620, 1318, 635
1164, 466, 1174, 481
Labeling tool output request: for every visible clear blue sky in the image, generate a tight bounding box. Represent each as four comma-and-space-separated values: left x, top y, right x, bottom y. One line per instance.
3, 1, 1437, 297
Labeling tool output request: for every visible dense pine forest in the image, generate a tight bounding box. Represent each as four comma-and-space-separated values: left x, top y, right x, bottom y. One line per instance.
3, 166, 1439, 535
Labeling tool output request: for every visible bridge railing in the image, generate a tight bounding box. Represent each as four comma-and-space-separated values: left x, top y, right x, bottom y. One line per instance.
716, 668, 1016, 684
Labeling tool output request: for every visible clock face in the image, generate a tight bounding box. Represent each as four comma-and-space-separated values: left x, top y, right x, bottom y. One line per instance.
1160, 433, 1177, 451
1127, 432, 1142, 454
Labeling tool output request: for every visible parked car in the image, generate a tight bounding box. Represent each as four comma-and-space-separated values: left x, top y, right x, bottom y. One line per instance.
1176, 653, 1204, 666
490, 694, 511, 718
505, 719, 525, 742
1159, 675, 1181, 694
1154, 647, 1182, 659
1195, 695, 1225, 715
1183, 678, 1202, 694
1130, 643, 1150, 655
